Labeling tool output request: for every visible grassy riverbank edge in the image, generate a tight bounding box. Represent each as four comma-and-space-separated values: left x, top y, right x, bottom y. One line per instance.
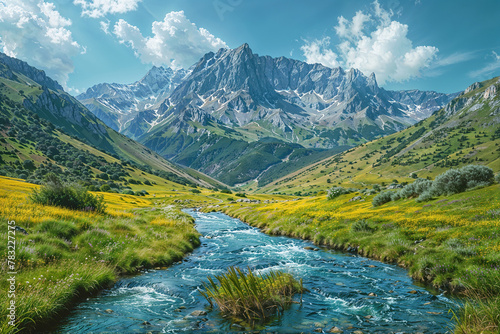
1, 212, 201, 334
201, 184, 500, 332
0, 178, 201, 334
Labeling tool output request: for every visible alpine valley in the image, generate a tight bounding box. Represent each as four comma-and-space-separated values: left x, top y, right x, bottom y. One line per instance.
2, 41, 500, 334
78, 44, 457, 186
0, 52, 223, 190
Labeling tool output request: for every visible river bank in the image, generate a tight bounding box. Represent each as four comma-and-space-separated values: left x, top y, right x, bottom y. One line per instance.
0, 178, 200, 334
55, 210, 457, 334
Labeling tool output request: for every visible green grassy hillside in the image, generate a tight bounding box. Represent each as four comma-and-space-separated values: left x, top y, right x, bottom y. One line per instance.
142, 118, 347, 186
0, 57, 224, 190
0, 90, 224, 193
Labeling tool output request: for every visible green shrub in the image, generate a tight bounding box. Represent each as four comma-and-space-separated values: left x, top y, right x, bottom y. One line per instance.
399, 178, 433, 199
416, 190, 434, 202
495, 173, 500, 183
235, 192, 246, 197
431, 165, 494, 196
351, 219, 375, 232
466, 181, 492, 191
461, 165, 494, 188
30, 173, 106, 213
432, 168, 466, 195
220, 189, 232, 194
122, 190, 135, 195
100, 184, 111, 192
372, 191, 393, 207
391, 191, 401, 201
190, 189, 201, 194
327, 186, 356, 200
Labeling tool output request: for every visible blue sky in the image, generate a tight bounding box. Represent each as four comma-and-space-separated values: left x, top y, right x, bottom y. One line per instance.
0, 0, 499, 94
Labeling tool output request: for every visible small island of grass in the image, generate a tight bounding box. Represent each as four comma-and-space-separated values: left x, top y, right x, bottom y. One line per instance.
200, 267, 304, 322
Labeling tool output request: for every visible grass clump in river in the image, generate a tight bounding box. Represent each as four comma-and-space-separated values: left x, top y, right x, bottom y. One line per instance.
200, 267, 304, 322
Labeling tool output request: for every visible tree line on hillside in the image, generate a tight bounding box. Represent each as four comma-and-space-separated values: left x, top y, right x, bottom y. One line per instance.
326, 164, 499, 206
372, 165, 497, 206
0, 96, 198, 193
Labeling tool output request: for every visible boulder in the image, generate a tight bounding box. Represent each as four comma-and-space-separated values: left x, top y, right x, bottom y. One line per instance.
190, 310, 207, 317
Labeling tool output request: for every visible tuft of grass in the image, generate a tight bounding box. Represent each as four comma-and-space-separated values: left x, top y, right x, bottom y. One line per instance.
351, 219, 375, 232
453, 289, 500, 334
200, 267, 304, 322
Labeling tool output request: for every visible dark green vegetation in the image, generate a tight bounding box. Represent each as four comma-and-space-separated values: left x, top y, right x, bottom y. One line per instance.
200, 267, 303, 323
0, 52, 223, 190
142, 122, 349, 186
30, 174, 106, 213
372, 165, 495, 206
257, 77, 500, 195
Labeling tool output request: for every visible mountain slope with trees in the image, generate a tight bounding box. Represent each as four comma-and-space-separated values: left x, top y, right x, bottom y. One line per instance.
256, 76, 500, 195
0, 52, 223, 190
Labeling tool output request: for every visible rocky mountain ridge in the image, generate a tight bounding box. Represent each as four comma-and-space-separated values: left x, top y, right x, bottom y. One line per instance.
77, 44, 458, 186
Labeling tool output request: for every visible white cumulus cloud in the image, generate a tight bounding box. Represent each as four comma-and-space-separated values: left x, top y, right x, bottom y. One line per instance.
301, 0, 438, 85
301, 37, 339, 69
74, 0, 141, 18
100, 20, 110, 34
113, 11, 228, 69
0, 0, 82, 87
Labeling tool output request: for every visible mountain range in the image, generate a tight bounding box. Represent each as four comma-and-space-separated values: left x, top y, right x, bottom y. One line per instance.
78, 44, 457, 185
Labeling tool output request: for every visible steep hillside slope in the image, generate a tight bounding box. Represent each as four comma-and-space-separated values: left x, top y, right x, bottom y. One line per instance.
256, 76, 500, 195
0, 52, 222, 189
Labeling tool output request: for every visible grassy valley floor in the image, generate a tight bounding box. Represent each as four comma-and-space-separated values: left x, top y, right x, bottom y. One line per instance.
204, 183, 500, 333
2, 173, 500, 333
